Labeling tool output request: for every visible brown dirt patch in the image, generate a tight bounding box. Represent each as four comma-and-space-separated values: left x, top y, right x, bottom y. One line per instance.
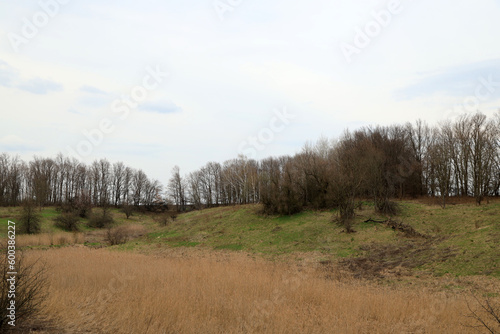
339, 238, 456, 279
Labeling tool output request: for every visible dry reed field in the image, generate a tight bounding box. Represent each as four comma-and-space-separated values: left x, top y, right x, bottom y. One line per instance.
24, 247, 491, 334
12, 224, 147, 248
16, 232, 85, 248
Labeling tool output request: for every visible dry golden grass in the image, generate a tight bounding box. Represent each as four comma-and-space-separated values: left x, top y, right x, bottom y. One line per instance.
22, 247, 493, 334
14, 224, 146, 248
16, 232, 85, 247
118, 224, 147, 238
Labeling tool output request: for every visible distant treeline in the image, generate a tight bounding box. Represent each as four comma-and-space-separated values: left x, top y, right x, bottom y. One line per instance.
0, 155, 162, 208
181, 111, 500, 214
1, 112, 499, 214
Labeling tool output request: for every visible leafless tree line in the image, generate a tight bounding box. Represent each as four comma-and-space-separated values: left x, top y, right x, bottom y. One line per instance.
172, 112, 500, 213
0, 154, 162, 208
1, 112, 499, 212
169, 158, 261, 211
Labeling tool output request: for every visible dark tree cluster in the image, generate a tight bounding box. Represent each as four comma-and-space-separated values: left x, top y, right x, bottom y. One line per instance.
170, 112, 500, 213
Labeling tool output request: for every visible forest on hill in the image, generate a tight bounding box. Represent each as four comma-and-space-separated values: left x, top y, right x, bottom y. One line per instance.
1, 112, 499, 224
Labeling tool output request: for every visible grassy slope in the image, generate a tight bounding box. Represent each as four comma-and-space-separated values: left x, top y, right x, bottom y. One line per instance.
147, 204, 389, 255
0, 199, 498, 278
399, 201, 500, 277
144, 200, 500, 278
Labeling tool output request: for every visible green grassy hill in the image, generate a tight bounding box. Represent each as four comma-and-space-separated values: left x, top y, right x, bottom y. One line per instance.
1, 199, 499, 279
145, 200, 499, 278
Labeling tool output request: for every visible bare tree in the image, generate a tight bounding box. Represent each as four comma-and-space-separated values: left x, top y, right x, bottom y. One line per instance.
187, 170, 202, 209
469, 113, 497, 204
466, 294, 500, 334
19, 200, 42, 234
428, 128, 453, 208
131, 169, 148, 206
122, 166, 133, 206
111, 162, 125, 206
168, 166, 186, 211
406, 120, 431, 196
453, 114, 473, 196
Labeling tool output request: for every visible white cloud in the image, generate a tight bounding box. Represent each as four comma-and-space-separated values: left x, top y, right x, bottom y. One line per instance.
0, 0, 499, 185
0, 135, 43, 152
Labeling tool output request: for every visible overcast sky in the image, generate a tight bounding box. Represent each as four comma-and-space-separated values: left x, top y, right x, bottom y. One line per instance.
1, 0, 500, 186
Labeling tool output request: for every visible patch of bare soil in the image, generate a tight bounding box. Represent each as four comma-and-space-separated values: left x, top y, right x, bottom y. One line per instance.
339, 238, 456, 279
364, 218, 429, 238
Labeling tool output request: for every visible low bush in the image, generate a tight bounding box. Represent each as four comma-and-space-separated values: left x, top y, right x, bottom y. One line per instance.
106, 226, 130, 246
121, 204, 134, 219
54, 212, 80, 232
88, 208, 115, 229
375, 199, 400, 216
155, 213, 170, 227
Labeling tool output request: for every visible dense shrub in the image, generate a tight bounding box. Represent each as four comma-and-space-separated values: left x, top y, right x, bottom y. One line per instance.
88, 208, 114, 229
338, 198, 356, 233
106, 226, 130, 245
72, 193, 93, 218
121, 204, 134, 219
375, 199, 400, 216
57, 193, 93, 219
155, 213, 170, 227
19, 201, 41, 234
54, 212, 80, 232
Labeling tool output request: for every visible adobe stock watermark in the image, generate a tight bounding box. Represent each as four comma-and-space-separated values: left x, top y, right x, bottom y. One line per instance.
238, 107, 295, 159
339, 0, 410, 64
444, 74, 500, 120
213, 0, 244, 21
8, 0, 72, 53
6, 221, 17, 327
66, 65, 169, 159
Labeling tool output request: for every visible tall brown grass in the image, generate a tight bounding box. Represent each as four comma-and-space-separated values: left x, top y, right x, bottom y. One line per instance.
16, 232, 85, 247
22, 247, 489, 333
